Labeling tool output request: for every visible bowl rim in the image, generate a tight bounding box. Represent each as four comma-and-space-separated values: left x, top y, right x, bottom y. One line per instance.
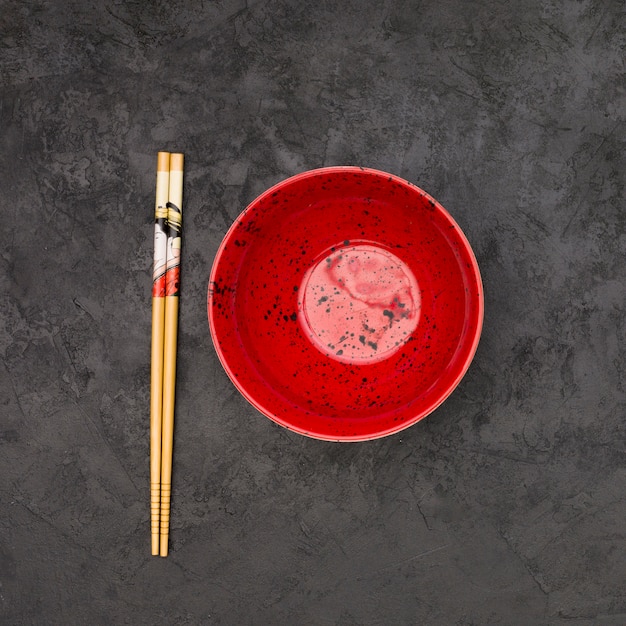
208, 166, 484, 441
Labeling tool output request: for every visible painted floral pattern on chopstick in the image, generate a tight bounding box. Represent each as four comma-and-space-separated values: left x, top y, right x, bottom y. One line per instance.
152, 206, 168, 297
165, 201, 182, 297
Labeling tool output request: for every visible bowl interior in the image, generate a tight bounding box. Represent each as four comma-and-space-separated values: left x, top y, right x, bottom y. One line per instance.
208, 167, 483, 441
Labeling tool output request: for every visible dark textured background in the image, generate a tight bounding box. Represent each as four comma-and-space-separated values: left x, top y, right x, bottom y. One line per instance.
1, 0, 624, 624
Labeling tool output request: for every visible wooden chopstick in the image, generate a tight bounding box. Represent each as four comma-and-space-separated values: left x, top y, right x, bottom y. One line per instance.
150, 151, 170, 556
159, 152, 184, 557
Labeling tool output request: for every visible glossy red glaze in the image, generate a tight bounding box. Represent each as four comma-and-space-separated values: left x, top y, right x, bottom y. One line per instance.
208, 167, 483, 441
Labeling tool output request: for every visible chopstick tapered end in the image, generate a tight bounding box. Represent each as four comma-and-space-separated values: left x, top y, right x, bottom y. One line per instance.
159, 535, 169, 557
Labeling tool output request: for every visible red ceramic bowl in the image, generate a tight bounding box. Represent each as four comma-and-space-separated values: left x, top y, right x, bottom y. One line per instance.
208, 167, 483, 441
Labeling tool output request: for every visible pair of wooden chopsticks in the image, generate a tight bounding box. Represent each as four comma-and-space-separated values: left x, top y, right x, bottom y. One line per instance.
150, 151, 184, 557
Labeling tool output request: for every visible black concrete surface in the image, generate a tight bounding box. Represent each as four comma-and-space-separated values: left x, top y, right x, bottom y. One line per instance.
1, 1, 625, 624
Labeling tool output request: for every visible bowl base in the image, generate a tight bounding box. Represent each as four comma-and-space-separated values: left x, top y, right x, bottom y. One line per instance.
298, 242, 421, 364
